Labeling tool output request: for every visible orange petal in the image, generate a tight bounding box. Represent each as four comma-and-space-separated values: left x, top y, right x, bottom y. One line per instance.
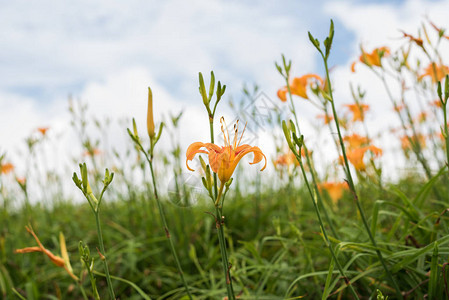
15, 247, 43, 254
277, 86, 288, 102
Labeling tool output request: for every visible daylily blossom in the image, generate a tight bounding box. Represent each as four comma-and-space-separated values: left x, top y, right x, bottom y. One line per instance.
15, 226, 78, 281
344, 134, 370, 150
37, 127, 49, 136
418, 62, 449, 83
401, 134, 426, 152
344, 104, 370, 122
432, 99, 443, 108
401, 31, 424, 47
316, 114, 333, 124
351, 47, 390, 72
344, 145, 382, 171
186, 118, 267, 183
0, 162, 14, 175
83, 148, 102, 157
318, 182, 348, 204
273, 152, 298, 168
277, 74, 324, 101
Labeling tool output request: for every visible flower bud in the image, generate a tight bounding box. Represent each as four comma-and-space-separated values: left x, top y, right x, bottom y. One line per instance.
147, 87, 155, 139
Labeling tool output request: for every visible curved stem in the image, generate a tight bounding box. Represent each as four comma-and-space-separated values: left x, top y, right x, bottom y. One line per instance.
94, 211, 116, 299
209, 118, 235, 300
147, 157, 193, 299
322, 54, 403, 299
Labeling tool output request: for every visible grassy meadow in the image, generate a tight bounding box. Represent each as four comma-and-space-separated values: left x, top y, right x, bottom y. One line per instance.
2, 20, 449, 299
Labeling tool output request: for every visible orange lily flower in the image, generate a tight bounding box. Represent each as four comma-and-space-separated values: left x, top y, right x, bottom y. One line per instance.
344, 104, 370, 122
432, 99, 443, 108
344, 145, 382, 171
316, 114, 333, 124
273, 152, 298, 168
351, 47, 390, 72
186, 118, 266, 183
401, 134, 426, 151
37, 127, 49, 136
344, 134, 370, 150
401, 31, 424, 47
277, 74, 324, 101
15, 226, 78, 281
318, 182, 348, 204
0, 162, 14, 175
83, 148, 102, 157
429, 21, 449, 40
418, 62, 449, 83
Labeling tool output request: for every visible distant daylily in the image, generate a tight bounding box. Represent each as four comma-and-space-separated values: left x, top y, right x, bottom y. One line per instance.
316, 114, 334, 124
186, 117, 266, 183
277, 74, 324, 101
418, 62, 449, 83
344, 103, 370, 122
37, 127, 49, 136
344, 145, 382, 172
0, 162, 14, 175
318, 182, 348, 204
344, 133, 370, 150
273, 152, 298, 168
351, 46, 390, 72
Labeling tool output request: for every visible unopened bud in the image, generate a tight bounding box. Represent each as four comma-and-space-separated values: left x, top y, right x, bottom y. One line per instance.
147, 87, 155, 139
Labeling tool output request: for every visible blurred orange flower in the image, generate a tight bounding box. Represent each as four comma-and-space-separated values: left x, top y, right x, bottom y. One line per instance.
416, 112, 427, 123
273, 152, 298, 168
316, 114, 334, 124
401, 31, 424, 47
418, 63, 449, 83
83, 148, 102, 157
394, 104, 405, 112
344, 104, 370, 122
0, 162, 14, 175
429, 21, 449, 40
344, 134, 370, 150
344, 145, 382, 171
37, 127, 49, 136
401, 134, 426, 151
318, 182, 348, 204
351, 47, 390, 72
432, 99, 443, 108
277, 74, 324, 101
186, 118, 266, 183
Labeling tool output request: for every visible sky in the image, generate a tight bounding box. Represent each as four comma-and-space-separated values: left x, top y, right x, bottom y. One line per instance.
1, 0, 449, 186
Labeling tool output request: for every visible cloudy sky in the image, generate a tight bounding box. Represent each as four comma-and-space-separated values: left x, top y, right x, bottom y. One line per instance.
1, 0, 448, 179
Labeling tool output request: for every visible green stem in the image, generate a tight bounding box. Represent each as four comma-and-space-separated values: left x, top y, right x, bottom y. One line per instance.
94, 211, 116, 300
147, 158, 193, 300
284, 74, 340, 239
322, 55, 403, 299
443, 104, 449, 167
76, 280, 89, 300
296, 154, 359, 299
209, 118, 235, 300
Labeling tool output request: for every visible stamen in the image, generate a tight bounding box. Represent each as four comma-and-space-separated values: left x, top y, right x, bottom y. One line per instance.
237, 122, 247, 147
232, 120, 239, 148
220, 117, 230, 147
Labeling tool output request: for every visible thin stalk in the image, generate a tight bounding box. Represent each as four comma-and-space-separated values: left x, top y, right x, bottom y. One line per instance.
296, 153, 359, 299
209, 118, 235, 300
284, 75, 340, 239
76, 281, 89, 300
443, 103, 449, 167
147, 157, 193, 299
93, 211, 116, 299
322, 55, 403, 299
